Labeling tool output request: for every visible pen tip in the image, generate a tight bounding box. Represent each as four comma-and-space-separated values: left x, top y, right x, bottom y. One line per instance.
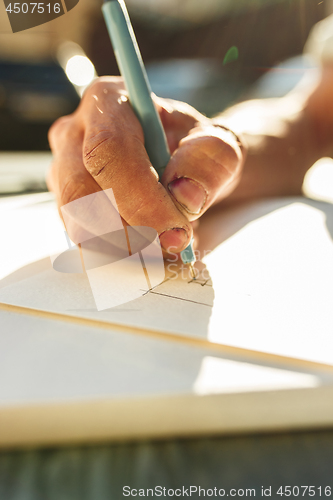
189, 263, 196, 279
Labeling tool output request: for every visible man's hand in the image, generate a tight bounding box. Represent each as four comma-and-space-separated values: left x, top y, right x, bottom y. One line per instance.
48, 77, 244, 252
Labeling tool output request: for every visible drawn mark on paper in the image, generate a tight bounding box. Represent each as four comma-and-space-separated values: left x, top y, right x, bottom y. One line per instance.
148, 291, 212, 308
188, 278, 212, 287
139, 270, 213, 307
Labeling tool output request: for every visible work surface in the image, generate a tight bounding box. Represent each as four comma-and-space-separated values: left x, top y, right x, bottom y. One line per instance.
1, 192, 333, 448
1, 191, 333, 498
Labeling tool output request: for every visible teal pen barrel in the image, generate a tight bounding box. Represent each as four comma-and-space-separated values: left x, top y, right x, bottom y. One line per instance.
180, 238, 195, 265
102, 0, 170, 177
102, 0, 196, 268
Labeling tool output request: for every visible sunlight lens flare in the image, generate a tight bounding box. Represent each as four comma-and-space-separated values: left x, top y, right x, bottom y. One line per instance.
65, 55, 95, 87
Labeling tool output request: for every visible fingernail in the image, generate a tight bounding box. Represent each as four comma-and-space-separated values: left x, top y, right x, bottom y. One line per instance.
159, 228, 188, 252
168, 177, 207, 215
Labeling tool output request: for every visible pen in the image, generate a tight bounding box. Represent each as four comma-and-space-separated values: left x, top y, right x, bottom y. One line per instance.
102, 0, 196, 278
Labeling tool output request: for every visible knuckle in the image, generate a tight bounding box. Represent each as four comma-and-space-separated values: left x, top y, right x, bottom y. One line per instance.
84, 76, 125, 99
48, 116, 68, 142
200, 135, 241, 175
83, 129, 124, 177
216, 138, 241, 171
86, 79, 106, 97
48, 115, 74, 149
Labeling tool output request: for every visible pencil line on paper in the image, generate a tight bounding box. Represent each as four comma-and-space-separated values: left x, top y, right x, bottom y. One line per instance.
149, 291, 212, 307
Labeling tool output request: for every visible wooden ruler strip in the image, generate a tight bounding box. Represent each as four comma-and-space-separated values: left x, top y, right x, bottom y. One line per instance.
1, 301, 333, 374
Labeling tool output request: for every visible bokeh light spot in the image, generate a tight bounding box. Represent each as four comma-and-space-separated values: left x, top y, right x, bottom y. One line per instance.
223, 46, 239, 65
65, 55, 95, 87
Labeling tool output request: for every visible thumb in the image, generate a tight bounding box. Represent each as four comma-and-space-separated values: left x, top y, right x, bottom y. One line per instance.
161, 125, 244, 221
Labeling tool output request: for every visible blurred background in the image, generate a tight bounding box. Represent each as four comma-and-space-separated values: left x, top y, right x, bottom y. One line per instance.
0, 0, 332, 196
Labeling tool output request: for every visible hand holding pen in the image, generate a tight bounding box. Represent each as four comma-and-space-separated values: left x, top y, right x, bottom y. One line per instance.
47, 3, 244, 267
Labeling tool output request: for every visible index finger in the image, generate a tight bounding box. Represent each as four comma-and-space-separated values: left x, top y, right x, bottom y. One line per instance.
80, 79, 192, 253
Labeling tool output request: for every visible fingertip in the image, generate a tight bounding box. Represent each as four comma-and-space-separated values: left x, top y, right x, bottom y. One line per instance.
159, 227, 190, 253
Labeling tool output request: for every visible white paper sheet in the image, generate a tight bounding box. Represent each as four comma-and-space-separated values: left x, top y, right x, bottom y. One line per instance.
1, 195, 333, 366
